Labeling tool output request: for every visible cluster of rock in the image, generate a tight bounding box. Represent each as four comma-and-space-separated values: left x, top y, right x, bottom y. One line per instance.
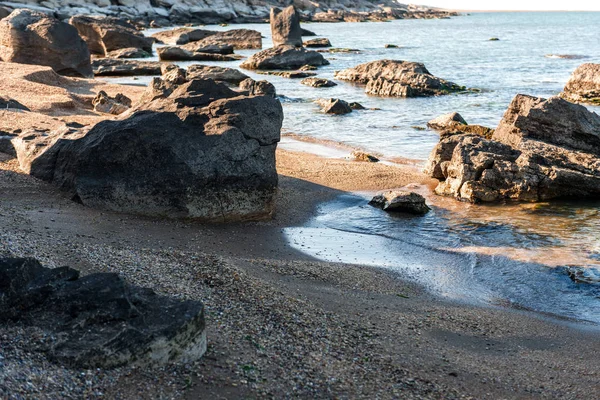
560, 63, 600, 105
425, 94, 600, 203
335, 60, 467, 97
240, 6, 328, 71
0, 257, 206, 368
0, 0, 458, 26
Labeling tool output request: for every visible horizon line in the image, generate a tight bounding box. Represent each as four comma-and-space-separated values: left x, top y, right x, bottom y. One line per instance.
442, 8, 600, 12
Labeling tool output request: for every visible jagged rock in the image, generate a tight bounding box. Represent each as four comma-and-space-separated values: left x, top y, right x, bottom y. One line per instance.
0, 96, 29, 111
14, 77, 284, 221
560, 63, 600, 105
426, 94, 600, 203
369, 191, 431, 214
0, 257, 206, 368
69, 15, 153, 57
239, 78, 276, 97
301, 77, 337, 87
317, 98, 352, 114
0, 9, 92, 78
240, 45, 329, 70
92, 59, 162, 76
335, 60, 466, 97
106, 47, 151, 59
92, 91, 131, 115
157, 46, 241, 61
304, 38, 332, 48
439, 124, 494, 139
186, 65, 250, 85
271, 6, 302, 47
427, 112, 467, 130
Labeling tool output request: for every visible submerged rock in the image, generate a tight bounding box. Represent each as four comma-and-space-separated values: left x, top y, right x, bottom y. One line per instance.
92, 91, 131, 115
560, 63, 600, 105
92, 59, 162, 76
0, 9, 92, 78
0, 257, 206, 368
301, 77, 337, 87
369, 191, 431, 214
270, 6, 302, 47
240, 45, 329, 70
426, 94, 600, 203
335, 59, 466, 97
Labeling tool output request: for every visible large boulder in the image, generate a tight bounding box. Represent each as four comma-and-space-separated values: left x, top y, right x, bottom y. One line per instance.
13, 77, 284, 221
0, 257, 206, 368
186, 64, 250, 85
426, 94, 600, 203
270, 6, 303, 47
0, 9, 92, 78
69, 15, 153, 57
560, 63, 600, 105
335, 60, 466, 97
240, 45, 329, 70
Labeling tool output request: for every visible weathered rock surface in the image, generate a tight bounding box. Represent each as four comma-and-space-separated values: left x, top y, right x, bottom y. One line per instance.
426, 94, 600, 203
13, 75, 283, 221
317, 98, 352, 114
180, 41, 234, 54
239, 78, 276, 97
427, 112, 467, 131
304, 38, 332, 48
0, 9, 92, 78
69, 15, 153, 57
369, 191, 431, 214
335, 60, 466, 97
157, 46, 240, 62
560, 63, 600, 105
0, 257, 206, 368
240, 45, 329, 70
271, 6, 302, 48
197, 29, 262, 50
151, 27, 216, 45
92, 59, 162, 76
92, 90, 131, 115
300, 27, 316, 36
186, 64, 250, 85
351, 150, 379, 162
259, 70, 316, 79
106, 47, 151, 59
301, 77, 337, 87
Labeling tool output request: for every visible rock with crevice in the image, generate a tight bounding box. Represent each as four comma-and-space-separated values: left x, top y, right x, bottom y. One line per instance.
240, 45, 329, 70
560, 63, 600, 105
0, 257, 206, 368
369, 191, 431, 214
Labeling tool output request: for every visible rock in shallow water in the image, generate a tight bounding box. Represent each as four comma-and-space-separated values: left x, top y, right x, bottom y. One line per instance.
0, 257, 206, 368
369, 191, 431, 214
270, 6, 303, 48
240, 45, 329, 70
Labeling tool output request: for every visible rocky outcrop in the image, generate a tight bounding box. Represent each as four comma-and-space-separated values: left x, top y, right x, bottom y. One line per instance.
304, 38, 332, 48
427, 112, 467, 130
335, 60, 466, 97
301, 77, 337, 87
157, 45, 241, 62
369, 191, 430, 214
92, 91, 131, 115
560, 63, 600, 105
317, 98, 352, 114
186, 64, 250, 85
426, 94, 600, 203
271, 6, 302, 47
0, 257, 206, 368
240, 45, 329, 70
239, 78, 276, 97
69, 15, 153, 57
0, 9, 92, 78
92, 59, 162, 76
13, 75, 284, 221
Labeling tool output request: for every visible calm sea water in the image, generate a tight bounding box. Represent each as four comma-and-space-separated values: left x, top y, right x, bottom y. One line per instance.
138, 13, 600, 324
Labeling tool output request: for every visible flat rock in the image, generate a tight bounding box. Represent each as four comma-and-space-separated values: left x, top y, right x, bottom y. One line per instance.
0, 9, 92, 78
197, 29, 262, 50
0, 257, 206, 368
106, 47, 151, 59
92, 59, 163, 76
151, 27, 217, 45
240, 45, 329, 70
186, 64, 250, 85
369, 190, 431, 214
157, 46, 241, 61
271, 6, 302, 47
301, 77, 337, 87
304, 38, 332, 48
258, 70, 316, 79
560, 63, 600, 105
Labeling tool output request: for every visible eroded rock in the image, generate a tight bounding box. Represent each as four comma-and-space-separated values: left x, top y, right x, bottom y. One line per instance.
157, 46, 241, 62
240, 45, 329, 70
317, 98, 352, 114
271, 6, 302, 47
239, 78, 276, 97
427, 112, 467, 131
301, 77, 337, 87
560, 63, 600, 105
92, 91, 131, 115
92, 59, 163, 76
369, 191, 431, 214
186, 65, 250, 85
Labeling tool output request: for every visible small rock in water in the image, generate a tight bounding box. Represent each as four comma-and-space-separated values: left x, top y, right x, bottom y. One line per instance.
301, 77, 337, 87
351, 150, 379, 163
427, 112, 467, 131
317, 98, 353, 114
304, 38, 332, 48
489, 37, 500, 41
384, 44, 399, 48
349, 102, 366, 110
369, 190, 431, 215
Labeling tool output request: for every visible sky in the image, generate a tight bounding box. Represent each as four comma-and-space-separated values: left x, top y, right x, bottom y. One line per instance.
421, 0, 600, 11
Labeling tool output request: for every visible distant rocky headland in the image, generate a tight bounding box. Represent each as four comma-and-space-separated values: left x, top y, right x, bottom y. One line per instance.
0, 0, 458, 26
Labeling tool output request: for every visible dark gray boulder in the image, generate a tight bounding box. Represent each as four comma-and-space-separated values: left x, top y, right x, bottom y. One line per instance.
369, 191, 431, 214
240, 45, 329, 70
270, 6, 302, 47
0, 257, 206, 368
0, 9, 92, 78
0, 96, 29, 111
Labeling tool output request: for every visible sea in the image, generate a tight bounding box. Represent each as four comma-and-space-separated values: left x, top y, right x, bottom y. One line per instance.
133, 12, 600, 325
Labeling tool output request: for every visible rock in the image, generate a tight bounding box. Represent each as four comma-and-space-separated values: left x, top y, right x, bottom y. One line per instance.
439, 124, 494, 139
186, 65, 250, 85
270, 6, 302, 47
321, 48, 360, 53
0, 257, 206, 368
259, 70, 316, 79
240, 45, 329, 70
304, 38, 332, 48
301, 77, 337, 87
545, 54, 588, 60
301, 28, 317, 36
0, 96, 29, 111
239, 78, 276, 97
151, 28, 217, 45
385, 44, 399, 48
351, 150, 379, 162
426, 94, 600, 203
349, 102, 366, 110
69, 15, 153, 58
157, 46, 241, 61
92, 59, 163, 76
181, 42, 234, 54
565, 266, 600, 284
489, 37, 500, 41
196, 29, 262, 50
0, 9, 92, 78
14, 77, 284, 221
369, 191, 431, 214
92, 91, 131, 115
560, 63, 600, 105
106, 47, 151, 59
427, 112, 468, 130
335, 60, 466, 97
317, 98, 352, 115
299, 64, 317, 71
